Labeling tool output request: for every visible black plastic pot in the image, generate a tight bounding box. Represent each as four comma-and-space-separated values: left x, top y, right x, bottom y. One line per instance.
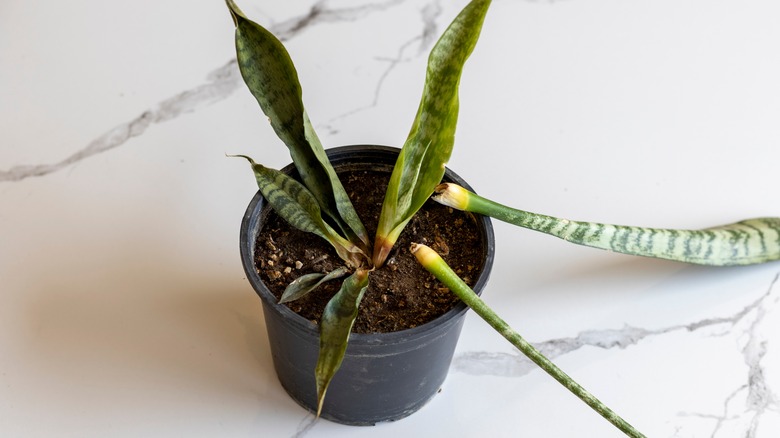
240, 145, 495, 425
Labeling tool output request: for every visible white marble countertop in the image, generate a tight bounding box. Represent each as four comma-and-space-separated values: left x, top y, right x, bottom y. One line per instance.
2, 1, 780, 436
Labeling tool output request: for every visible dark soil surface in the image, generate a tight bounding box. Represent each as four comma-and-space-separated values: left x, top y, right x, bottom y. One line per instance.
255, 168, 486, 334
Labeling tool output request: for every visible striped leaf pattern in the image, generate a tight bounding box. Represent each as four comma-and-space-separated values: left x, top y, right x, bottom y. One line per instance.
315, 269, 370, 417
227, 0, 368, 248
440, 184, 780, 266
373, 0, 492, 266
515, 214, 780, 266
233, 155, 364, 267
280, 267, 349, 304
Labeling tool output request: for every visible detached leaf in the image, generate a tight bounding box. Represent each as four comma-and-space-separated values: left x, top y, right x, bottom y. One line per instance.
231, 155, 364, 267
226, 0, 368, 248
434, 183, 780, 266
374, 0, 492, 266
280, 266, 350, 304
411, 244, 646, 438
315, 269, 370, 417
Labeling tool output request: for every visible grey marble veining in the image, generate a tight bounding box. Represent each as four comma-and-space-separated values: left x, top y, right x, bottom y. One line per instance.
322, 0, 443, 132
0, 0, 412, 184
288, 272, 779, 437
0, 59, 241, 183
679, 273, 779, 438
453, 273, 779, 377
268, 0, 409, 42
292, 414, 318, 438
0, 0, 780, 438
453, 272, 780, 436
323, 0, 442, 128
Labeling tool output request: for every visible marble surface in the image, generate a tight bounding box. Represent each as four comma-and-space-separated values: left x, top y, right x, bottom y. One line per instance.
2, 1, 780, 436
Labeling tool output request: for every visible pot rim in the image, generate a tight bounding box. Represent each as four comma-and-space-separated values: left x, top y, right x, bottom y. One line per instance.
240, 144, 495, 346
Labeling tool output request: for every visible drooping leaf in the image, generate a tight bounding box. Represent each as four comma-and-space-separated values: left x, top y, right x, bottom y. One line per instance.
433, 183, 780, 266
373, 0, 492, 266
280, 266, 350, 304
226, 0, 369, 248
231, 155, 364, 267
315, 269, 370, 417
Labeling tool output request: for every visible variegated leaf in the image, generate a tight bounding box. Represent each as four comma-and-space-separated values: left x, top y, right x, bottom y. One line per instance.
227, 0, 368, 248
232, 155, 364, 267
526, 215, 780, 266
435, 183, 780, 266
374, 0, 492, 266
315, 269, 369, 417
280, 266, 350, 304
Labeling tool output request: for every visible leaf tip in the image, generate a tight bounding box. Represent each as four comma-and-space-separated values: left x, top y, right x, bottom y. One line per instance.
225, 153, 252, 162
226, 154, 264, 173
316, 390, 326, 418
225, 0, 244, 26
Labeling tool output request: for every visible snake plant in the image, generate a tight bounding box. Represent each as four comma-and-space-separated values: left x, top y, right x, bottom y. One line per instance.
225, 0, 779, 436
226, 0, 490, 419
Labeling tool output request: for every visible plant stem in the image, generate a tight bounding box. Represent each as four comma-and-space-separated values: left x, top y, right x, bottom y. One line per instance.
412, 243, 646, 438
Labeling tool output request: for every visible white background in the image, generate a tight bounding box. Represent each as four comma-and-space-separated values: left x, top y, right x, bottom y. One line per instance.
2, 1, 779, 436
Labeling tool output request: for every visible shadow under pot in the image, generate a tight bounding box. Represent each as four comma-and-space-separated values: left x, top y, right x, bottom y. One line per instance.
239, 145, 495, 425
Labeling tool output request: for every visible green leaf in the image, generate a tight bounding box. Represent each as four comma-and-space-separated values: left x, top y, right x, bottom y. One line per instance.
411, 244, 646, 438
280, 266, 350, 304
434, 183, 780, 266
226, 0, 369, 248
231, 155, 365, 267
373, 0, 492, 266
315, 269, 370, 417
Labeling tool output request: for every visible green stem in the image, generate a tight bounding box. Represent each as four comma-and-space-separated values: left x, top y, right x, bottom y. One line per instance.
412, 244, 646, 438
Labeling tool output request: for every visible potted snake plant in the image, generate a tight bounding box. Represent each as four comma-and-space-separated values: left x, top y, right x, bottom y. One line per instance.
226, 0, 780, 436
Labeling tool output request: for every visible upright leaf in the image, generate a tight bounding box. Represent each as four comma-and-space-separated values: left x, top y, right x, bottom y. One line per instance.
315, 269, 370, 417
226, 0, 369, 248
373, 0, 492, 266
232, 155, 364, 267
